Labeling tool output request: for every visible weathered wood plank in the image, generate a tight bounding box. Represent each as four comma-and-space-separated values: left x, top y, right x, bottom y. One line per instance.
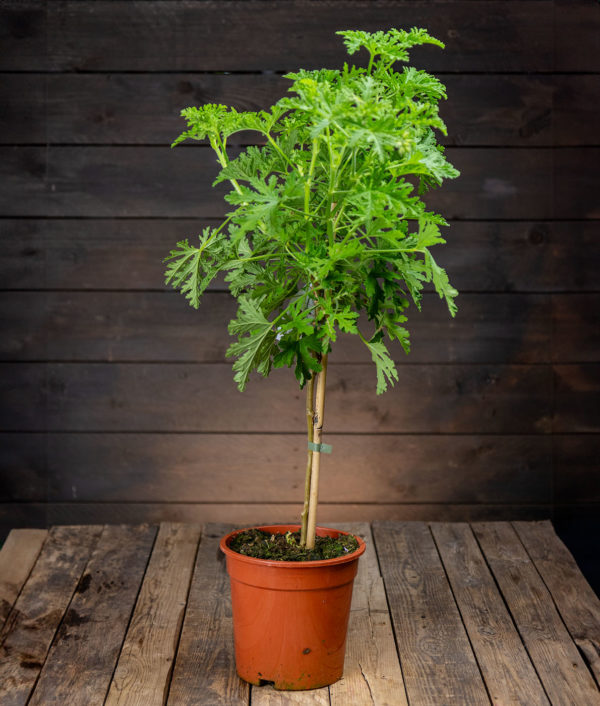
1, 146, 598, 219
553, 294, 600, 364
431, 522, 549, 705
554, 435, 600, 503
28, 524, 157, 706
2, 219, 598, 294
27, 433, 550, 505
167, 523, 248, 706
251, 686, 329, 705
3, 290, 598, 369
472, 522, 600, 705
0, 432, 553, 505
329, 523, 408, 706
3, 74, 598, 147
0, 434, 47, 502
0, 525, 103, 706
105, 523, 201, 706
0, 145, 230, 218
0, 504, 554, 538
2, 1, 597, 72
513, 520, 600, 683
0, 529, 47, 628
0, 1, 46, 71
554, 364, 600, 433
372, 521, 489, 705
0, 363, 554, 433
0, 291, 552, 365
443, 74, 600, 147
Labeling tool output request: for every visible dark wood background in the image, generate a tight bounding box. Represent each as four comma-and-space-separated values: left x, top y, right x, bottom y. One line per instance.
1, 0, 599, 575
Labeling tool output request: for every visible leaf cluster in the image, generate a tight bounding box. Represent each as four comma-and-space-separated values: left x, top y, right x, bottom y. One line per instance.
165, 28, 460, 393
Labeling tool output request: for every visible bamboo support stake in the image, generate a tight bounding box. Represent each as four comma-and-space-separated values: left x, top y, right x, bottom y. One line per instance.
300, 374, 315, 545
305, 353, 328, 550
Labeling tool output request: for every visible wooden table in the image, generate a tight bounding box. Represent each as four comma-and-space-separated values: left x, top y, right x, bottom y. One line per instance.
1, 521, 599, 705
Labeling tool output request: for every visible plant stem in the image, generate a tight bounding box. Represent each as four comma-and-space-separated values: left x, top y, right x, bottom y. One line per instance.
305, 352, 328, 550
300, 373, 315, 545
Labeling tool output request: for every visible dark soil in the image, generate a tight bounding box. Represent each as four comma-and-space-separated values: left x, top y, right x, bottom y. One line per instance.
229, 528, 360, 561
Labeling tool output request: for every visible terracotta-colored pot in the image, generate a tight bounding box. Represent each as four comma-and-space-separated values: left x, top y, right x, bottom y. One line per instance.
220, 524, 366, 690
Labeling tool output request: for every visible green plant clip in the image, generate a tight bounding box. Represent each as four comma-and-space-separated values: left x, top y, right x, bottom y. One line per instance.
308, 441, 332, 454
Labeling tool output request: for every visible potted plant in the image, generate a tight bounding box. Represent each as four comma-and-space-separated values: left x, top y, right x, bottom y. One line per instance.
165, 27, 459, 690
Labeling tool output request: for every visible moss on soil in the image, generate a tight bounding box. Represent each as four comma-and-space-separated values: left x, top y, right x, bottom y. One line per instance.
229, 528, 359, 561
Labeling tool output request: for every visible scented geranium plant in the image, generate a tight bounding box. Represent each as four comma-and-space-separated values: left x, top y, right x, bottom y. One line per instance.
165, 28, 459, 551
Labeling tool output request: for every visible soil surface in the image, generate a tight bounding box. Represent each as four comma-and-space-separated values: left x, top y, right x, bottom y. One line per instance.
228, 528, 360, 561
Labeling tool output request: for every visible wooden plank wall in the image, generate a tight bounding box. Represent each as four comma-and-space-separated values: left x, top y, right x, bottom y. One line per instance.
1, 0, 599, 534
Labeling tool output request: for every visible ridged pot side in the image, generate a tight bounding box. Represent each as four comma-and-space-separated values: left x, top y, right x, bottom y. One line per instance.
220, 525, 366, 690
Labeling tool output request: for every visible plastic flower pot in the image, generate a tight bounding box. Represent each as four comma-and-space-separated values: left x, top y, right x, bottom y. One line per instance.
220, 524, 366, 690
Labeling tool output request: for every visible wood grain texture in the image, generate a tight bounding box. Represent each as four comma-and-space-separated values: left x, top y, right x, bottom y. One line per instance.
25, 433, 550, 504
28, 524, 157, 706
329, 523, 408, 706
472, 522, 600, 706
0, 529, 47, 628
0, 503, 552, 531
0, 363, 554, 433
0, 290, 553, 365
553, 294, 600, 364
251, 685, 328, 705
513, 520, 600, 682
3, 74, 598, 147
372, 521, 489, 705
105, 523, 201, 706
167, 523, 248, 706
554, 365, 600, 433
0, 525, 103, 706
431, 522, 549, 705
1, 146, 598, 219
2, 1, 598, 72
2, 219, 598, 293
554, 435, 600, 503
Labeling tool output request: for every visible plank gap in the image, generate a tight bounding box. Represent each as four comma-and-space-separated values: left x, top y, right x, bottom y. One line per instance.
101, 523, 160, 705
162, 524, 205, 705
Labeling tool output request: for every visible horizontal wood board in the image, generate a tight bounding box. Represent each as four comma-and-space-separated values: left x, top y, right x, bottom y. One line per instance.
0, 362, 558, 433
0, 290, 559, 363
2, 2, 599, 72
1, 0, 599, 530
2, 74, 599, 147
0, 432, 554, 504
1, 146, 599, 219
2, 219, 598, 293
1, 290, 598, 365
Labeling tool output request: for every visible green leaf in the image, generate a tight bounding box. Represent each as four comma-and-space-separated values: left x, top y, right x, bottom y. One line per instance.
424, 250, 459, 317
273, 334, 323, 387
337, 28, 444, 64
227, 297, 278, 391
362, 338, 399, 394
163, 228, 222, 308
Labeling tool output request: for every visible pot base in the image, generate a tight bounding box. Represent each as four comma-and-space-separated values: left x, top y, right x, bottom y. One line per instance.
242, 674, 336, 691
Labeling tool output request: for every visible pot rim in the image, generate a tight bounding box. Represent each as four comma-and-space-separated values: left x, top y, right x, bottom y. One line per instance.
219, 524, 366, 569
